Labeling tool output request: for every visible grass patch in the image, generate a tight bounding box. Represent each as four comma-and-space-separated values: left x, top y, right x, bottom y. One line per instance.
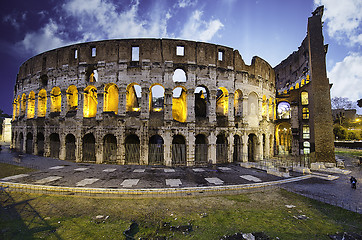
335, 147, 362, 158
0, 162, 34, 178
1, 189, 361, 239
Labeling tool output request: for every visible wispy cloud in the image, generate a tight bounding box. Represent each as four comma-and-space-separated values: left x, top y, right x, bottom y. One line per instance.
180, 10, 224, 42
329, 52, 362, 102
315, 0, 362, 46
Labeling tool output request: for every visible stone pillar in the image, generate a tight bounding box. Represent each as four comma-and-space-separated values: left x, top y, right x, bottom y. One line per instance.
46, 91, 51, 117
209, 89, 217, 123
257, 134, 263, 161
118, 88, 126, 117
228, 92, 234, 123
242, 97, 248, 119
258, 97, 263, 121
34, 93, 38, 118
60, 89, 67, 117
242, 133, 248, 162
96, 132, 103, 164
140, 87, 149, 119
140, 122, 149, 165
228, 134, 233, 163
119, 129, 126, 165
76, 132, 82, 163
76, 89, 84, 119
208, 132, 216, 164
187, 130, 195, 166
186, 89, 195, 123
265, 133, 270, 159
33, 133, 38, 155
59, 133, 66, 160
96, 88, 104, 120
164, 130, 172, 166
164, 89, 173, 121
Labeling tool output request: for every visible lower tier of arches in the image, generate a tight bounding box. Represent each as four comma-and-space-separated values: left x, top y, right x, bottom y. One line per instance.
11, 122, 274, 166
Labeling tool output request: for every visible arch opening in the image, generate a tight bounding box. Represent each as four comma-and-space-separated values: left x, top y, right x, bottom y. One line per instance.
104, 84, 119, 114
126, 83, 141, 113
150, 84, 165, 112
50, 87, 61, 113
21, 93, 27, 116
84, 85, 97, 118
195, 86, 208, 118
172, 68, 186, 82
248, 134, 258, 162
277, 101, 291, 119
216, 87, 228, 116
66, 85, 78, 112
148, 135, 164, 165
65, 134, 76, 161
37, 133, 45, 156
172, 135, 186, 166
82, 133, 96, 162
27, 91, 35, 119
49, 133, 60, 158
26, 132, 33, 154
38, 89, 47, 117
234, 90, 243, 117
172, 87, 187, 122
233, 135, 242, 162
195, 134, 208, 165
276, 123, 292, 155
103, 134, 117, 163
125, 134, 140, 164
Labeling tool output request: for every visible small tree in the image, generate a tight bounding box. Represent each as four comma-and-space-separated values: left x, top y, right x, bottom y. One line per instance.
331, 97, 353, 109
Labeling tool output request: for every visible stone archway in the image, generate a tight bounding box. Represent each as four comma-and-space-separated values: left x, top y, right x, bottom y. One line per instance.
172, 135, 186, 166
103, 134, 117, 164
82, 133, 96, 162
195, 134, 208, 165
148, 135, 164, 165
49, 133, 60, 158
248, 134, 257, 162
65, 134, 76, 161
125, 134, 140, 165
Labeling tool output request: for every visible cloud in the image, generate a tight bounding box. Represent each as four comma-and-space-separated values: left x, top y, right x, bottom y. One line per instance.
3, 14, 21, 30
314, 0, 362, 45
329, 52, 362, 104
180, 10, 224, 42
177, 0, 197, 8
15, 19, 71, 54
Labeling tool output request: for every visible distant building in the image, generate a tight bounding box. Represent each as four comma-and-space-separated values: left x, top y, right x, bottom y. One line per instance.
332, 109, 357, 122
1, 118, 12, 143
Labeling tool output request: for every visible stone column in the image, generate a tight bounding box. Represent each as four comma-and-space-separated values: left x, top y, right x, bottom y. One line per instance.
46, 91, 51, 117
140, 122, 149, 165
34, 93, 38, 118
209, 89, 217, 123
96, 132, 103, 164
118, 88, 126, 117
186, 89, 195, 123
257, 134, 263, 161
164, 88, 173, 121
228, 134, 233, 163
140, 87, 149, 119
96, 88, 104, 120
187, 130, 195, 166
208, 132, 216, 164
76, 132, 82, 163
60, 89, 67, 117
242, 96, 248, 119
59, 133, 66, 160
228, 92, 235, 122
164, 130, 172, 166
258, 97, 263, 121
242, 133, 248, 162
76, 89, 84, 119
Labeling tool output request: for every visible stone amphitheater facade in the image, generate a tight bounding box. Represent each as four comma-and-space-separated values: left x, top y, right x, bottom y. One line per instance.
11, 38, 276, 166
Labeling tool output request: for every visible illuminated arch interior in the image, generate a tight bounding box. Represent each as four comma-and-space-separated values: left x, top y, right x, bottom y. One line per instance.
172, 87, 187, 122
21, 93, 26, 115
126, 83, 141, 112
104, 83, 119, 114
66, 85, 78, 111
262, 95, 267, 117
216, 87, 228, 116
276, 122, 292, 155
149, 84, 164, 112
27, 91, 35, 119
50, 87, 61, 112
38, 89, 47, 117
84, 85, 97, 118
16, 96, 20, 117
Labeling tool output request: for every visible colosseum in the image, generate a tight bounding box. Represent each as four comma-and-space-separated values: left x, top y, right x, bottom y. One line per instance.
11, 6, 335, 167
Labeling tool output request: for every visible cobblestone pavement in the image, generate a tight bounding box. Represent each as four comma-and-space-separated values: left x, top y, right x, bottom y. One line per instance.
1, 144, 361, 212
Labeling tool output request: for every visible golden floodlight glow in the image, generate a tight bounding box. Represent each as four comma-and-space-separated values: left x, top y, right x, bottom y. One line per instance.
83, 85, 97, 118
126, 83, 140, 112
27, 91, 35, 119
50, 87, 61, 112
153, 107, 162, 112
104, 83, 119, 114
21, 93, 26, 116
38, 89, 47, 117
216, 87, 228, 116
66, 85, 78, 111
172, 87, 187, 122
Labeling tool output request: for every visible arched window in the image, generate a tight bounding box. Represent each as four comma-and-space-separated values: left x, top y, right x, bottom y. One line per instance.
21, 93, 27, 116
216, 87, 228, 116
234, 90, 243, 117
172, 87, 187, 122
13, 98, 18, 120
149, 84, 164, 112
66, 85, 78, 112
277, 101, 291, 119
27, 91, 35, 119
104, 83, 119, 114
195, 86, 208, 118
38, 89, 47, 117
248, 92, 258, 116
172, 69, 186, 82
50, 87, 61, 113
84, 85, 97, 118
126, 83, 141, 112
301, 91, 309, 105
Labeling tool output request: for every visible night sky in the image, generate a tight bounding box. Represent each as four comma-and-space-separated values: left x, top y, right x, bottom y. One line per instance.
1, 0, 361, 115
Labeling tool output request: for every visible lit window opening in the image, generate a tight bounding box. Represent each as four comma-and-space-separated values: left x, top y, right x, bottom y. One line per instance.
302, 107, 309, 119
91, 47, 96, 57
176, 46, 184, 56
132, 46, 139, 61
74, 49, 78, 59
218, 50, 223, 61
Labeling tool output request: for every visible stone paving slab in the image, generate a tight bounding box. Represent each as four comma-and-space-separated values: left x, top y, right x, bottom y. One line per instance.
76, 178, 99, 187
121, 179, 140, 188
103, 168, 117, 172
205, 177, 224, 185
192, 168, 205, 172
1, 174, 29, 181
35, 176, 62, 184
49, 166, 65, 170
166, 179, 182, 187
133, 169, 146, 173
74, 167, 89, 171
164, 169, 175, 173
240, 175, 262, 182
218, 167, 232, 171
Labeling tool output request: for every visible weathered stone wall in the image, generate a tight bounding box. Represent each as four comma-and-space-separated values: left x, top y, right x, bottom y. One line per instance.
12, 39, 275, 166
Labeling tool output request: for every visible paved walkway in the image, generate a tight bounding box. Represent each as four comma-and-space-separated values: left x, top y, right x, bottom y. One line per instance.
0, 144, 361, 213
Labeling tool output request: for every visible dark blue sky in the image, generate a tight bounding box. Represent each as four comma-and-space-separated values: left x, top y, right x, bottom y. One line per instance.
1, 0, 361, 115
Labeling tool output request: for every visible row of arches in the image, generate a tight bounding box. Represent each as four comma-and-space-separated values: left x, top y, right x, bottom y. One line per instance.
13, 131, 272, 165
13, 83, 275, 123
